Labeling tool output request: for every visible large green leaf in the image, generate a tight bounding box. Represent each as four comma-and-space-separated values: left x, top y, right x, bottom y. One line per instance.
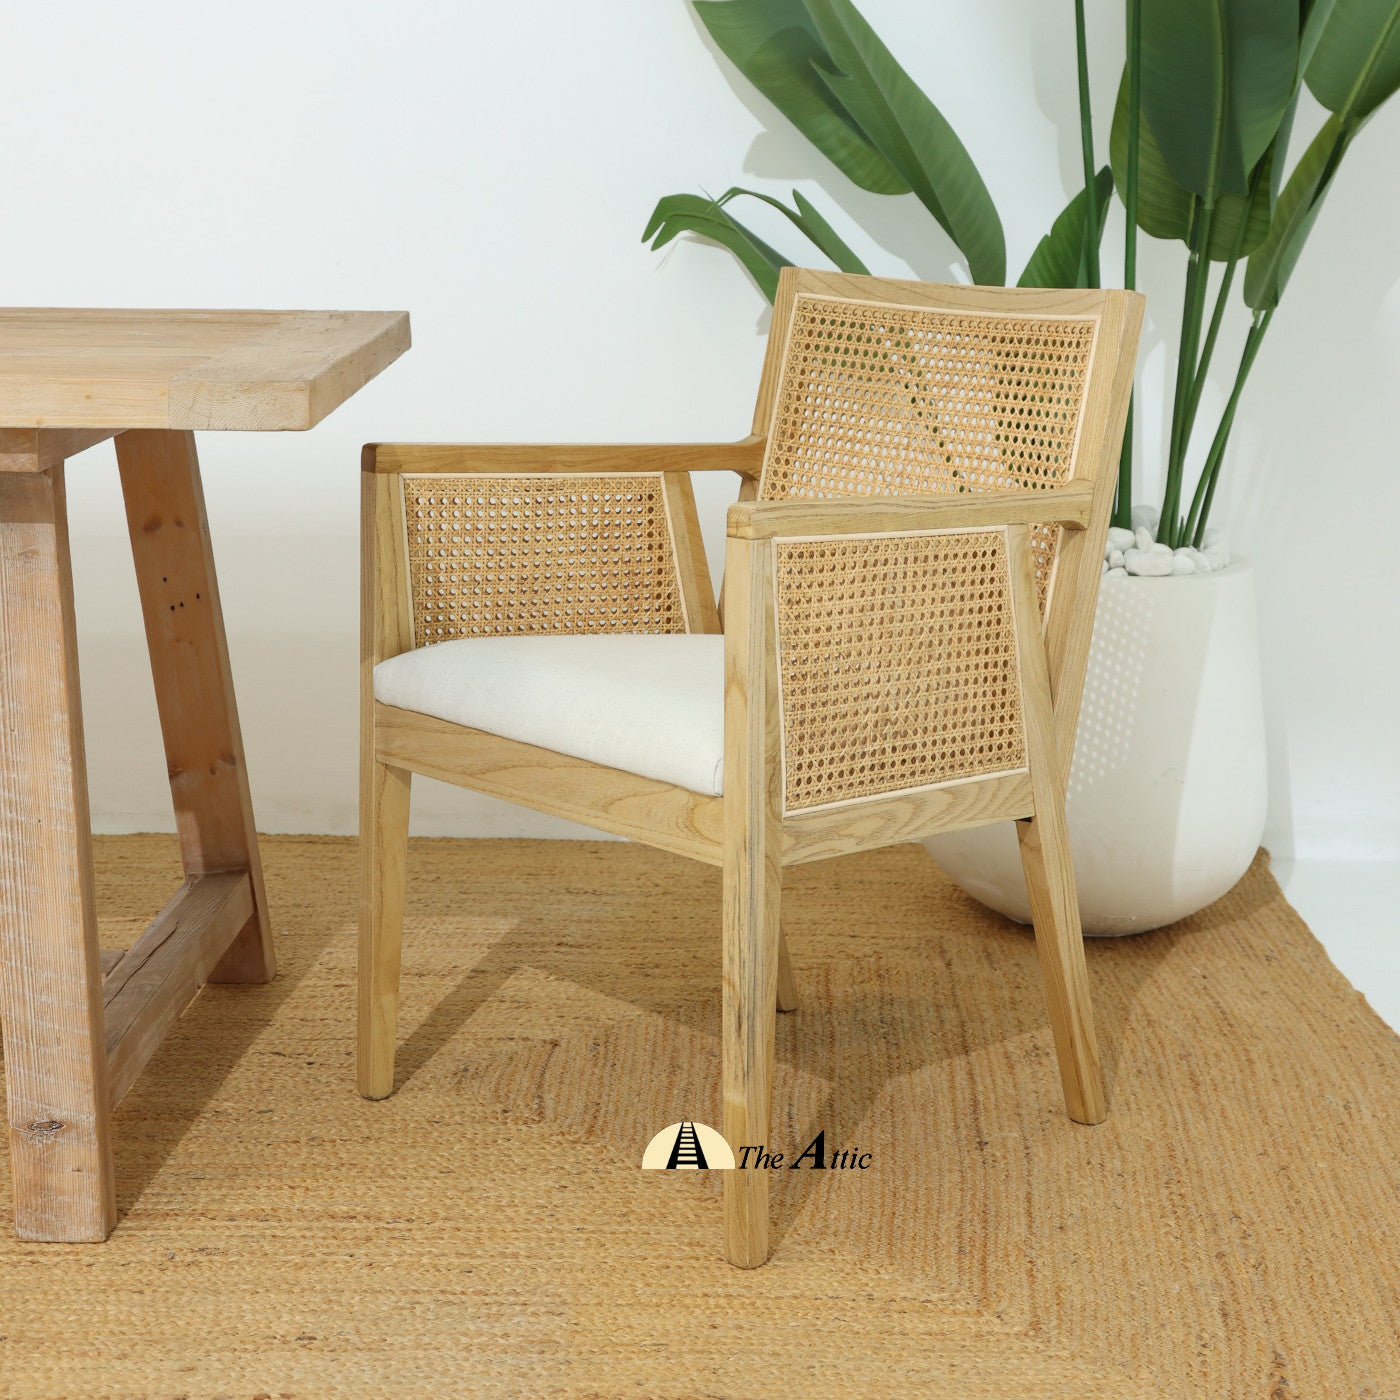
1110, 72, 1275, 256
1138, 0, 1299, 201
1242, 0, 1400, 308
1306, 0, 1400, 118
1243, 115, 1351, 308
1300, 0, 1344, 72
693, 0, 908, 194
1019, 168, 1114, 287
1111, 70, 1192, 239
715, 186, 872, 272
642, 193, 792, 301
1265, 0, 1339, 196
787, 190, 872, 272
800, 0, 1007, 284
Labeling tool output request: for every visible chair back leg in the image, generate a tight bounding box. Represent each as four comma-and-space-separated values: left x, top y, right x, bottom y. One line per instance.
358, 758, 412, 1100
1016, 806, 1106, 1124
776, 927, 800, 1013
1005, 524, 1106, 1125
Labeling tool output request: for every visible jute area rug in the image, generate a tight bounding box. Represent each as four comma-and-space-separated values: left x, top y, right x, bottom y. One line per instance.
0, 836, 1397, 1399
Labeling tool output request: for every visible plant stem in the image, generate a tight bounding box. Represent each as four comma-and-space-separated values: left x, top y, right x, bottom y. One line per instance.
1178, 253, 1238, 454
1179, 156, 1266, 447
1074, 0, 1100, 289
1113, 0, 1143, 531
1123, 0, 1141, 293
1162, 199, 1214, 546
1184, 310, 1274, 547
1115, 403, 1135, 528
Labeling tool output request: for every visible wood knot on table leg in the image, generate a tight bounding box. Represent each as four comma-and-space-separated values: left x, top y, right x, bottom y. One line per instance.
21, 1120, 66, 1142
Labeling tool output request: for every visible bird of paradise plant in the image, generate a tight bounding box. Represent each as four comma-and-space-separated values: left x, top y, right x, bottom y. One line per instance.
645, 0, 1400, 544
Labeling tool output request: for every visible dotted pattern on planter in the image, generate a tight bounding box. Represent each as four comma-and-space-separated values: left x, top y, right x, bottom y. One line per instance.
760, 295, 1098, 613
402, 475, 687, 641
773, 530, 1027, 811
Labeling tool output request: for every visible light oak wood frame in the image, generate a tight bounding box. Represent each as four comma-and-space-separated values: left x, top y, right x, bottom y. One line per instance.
0, 309, 409, 432
359, 273, 1142, 1268
0, 431, 273, 1242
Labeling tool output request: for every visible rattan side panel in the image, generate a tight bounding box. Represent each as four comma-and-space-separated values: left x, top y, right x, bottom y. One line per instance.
401, 474, 688, 642
760, 295, 1099, 612
773, 530, 1027, 811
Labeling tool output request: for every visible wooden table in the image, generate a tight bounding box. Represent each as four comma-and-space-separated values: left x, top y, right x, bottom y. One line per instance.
0, 309, 410, 1241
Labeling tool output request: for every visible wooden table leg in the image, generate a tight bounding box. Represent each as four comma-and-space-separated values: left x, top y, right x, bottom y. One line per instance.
0, 467, 117, 1242
115, 430, 275, 985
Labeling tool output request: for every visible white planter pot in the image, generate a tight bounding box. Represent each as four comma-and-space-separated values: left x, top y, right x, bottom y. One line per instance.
924, 560, 1266, 935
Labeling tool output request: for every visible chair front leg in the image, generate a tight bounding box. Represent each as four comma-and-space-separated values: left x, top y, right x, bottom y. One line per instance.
720, 530, 783, 1266
722, 840, 781, 1268
358, 756, 412, 1100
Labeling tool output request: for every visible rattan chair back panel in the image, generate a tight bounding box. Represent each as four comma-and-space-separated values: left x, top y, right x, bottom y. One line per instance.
773, 527, 1027, 812
401, 473, 689, 643
758, 293, 1097, 498
757, 293, 1099, 615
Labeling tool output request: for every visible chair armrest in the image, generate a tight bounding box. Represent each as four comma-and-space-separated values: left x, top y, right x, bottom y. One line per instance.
725, 485, 1095, 540
364, 436, 764, 478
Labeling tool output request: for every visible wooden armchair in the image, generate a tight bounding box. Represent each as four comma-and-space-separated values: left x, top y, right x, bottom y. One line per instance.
359, 270, 1142, 1267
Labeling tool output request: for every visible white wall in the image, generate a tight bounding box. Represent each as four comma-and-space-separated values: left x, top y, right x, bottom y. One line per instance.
4, 0, 1397, 858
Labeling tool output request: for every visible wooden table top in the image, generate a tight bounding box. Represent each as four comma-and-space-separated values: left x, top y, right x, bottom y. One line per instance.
0, 308, 410, 432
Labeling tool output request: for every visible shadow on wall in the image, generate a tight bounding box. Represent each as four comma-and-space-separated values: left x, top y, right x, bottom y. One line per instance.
1224, 220, 1400, 860
677, 0, 1125, 291
677, 1, 988, 286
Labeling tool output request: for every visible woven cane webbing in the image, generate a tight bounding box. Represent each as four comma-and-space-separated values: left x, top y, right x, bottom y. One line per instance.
402, 475, 688, 642
761, 295, 1099, 611
773, 529, 1027, 811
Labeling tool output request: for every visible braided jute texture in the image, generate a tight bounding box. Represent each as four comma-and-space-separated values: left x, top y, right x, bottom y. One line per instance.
1, 837, 1397, 1399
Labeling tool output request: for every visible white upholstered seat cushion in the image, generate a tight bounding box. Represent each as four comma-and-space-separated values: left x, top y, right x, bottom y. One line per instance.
373, 634, 726, 796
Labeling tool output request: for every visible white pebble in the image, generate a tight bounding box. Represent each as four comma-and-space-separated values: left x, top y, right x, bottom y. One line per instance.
1149, 541, 1172, 556
1170, 550, 1197, 575
1108, 548, 1125, 568
1105, 526, 1135, 554
1101, 558, 1108, 573
1134, 526, 1156, 552
1123, 547, 1173, 577
1205, 543, 1229, 570
1132, 505, 1160, 533
1105, 566, 1128, 577
1201, 527, 1223, 548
